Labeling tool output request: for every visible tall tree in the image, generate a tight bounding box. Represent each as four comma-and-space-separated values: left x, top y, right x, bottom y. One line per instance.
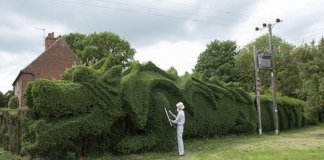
235, 34, 295, 94
62, 32, 136, 68
194, 40, 238, 83
234, 49, 254, 91
295, 39, 324, 113
61, 32, 85, 54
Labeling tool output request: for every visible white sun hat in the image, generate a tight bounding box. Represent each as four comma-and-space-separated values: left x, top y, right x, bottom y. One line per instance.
176, 102, 185, 110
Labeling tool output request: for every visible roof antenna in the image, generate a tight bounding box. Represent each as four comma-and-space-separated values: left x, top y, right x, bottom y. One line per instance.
35, 27, 46, 46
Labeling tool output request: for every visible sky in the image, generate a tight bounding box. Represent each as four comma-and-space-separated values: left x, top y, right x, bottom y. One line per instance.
1, 0, 324, 93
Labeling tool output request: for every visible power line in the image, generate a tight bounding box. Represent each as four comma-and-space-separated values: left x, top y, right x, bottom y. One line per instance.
50, 0, 188, 20
93, 0, 238, 22
48, 0, 254, 29
96, 0, 262, 26
149, 0, 273, 22
151, 0, 251, 17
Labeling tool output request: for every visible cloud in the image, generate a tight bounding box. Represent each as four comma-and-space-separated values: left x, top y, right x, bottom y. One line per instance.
1, 0, 324, 93
230, 0, 324, 46
0, 12, 70, 53
0, 51, 39, 92
135, 40, 205, 75
1, 0, 258, 47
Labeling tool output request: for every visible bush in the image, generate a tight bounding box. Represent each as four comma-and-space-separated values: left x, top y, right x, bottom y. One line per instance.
8, 96, 18, 109
30, 80, 93, 119
7, 58, 307, 158
72, 65, 97, 83
24, 82, 33, 109
0, 108, 31, 155
259, 95, 306, 131
21, 63, 124, 158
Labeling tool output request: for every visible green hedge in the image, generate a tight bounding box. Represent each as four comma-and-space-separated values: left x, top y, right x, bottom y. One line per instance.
8, 96, 18, 109
29, 80, 93, 119
24, 82, 33, 109
259, 95, 306, 132
0, 58, 308, 158
23, 108, 117, 158
0, 109, 20, 154
0, 108, 32, 155
20, 59, 124, 158
121, 62, 181, 129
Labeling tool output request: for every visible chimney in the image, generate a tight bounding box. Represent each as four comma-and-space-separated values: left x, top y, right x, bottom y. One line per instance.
45, 32, 56, 50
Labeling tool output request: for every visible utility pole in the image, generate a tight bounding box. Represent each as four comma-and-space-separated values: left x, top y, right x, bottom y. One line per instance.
268, 23, 279, 135
255, 18, 282, 135
253, 46, 262, 135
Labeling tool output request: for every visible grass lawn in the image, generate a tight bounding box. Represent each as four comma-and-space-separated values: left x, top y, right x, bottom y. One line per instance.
87, 124, 324, 160
2, 124, 324, 160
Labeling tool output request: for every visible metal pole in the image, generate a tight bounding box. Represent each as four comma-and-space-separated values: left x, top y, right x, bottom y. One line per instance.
253, 46, 262, 135
268, 24, 279, 135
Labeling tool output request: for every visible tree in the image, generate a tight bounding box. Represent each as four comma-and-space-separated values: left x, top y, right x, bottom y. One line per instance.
234, 49, 254, 91
1, 90, 14, 107
61, 32, 85, 54
235, 34, 295, 94
0, 91, 5, 107
62, 32, 136, 68
295, 39, 324, 113
194, 40, 238, 83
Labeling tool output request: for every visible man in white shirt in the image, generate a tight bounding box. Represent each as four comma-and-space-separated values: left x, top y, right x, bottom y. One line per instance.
170, 102, 185, 156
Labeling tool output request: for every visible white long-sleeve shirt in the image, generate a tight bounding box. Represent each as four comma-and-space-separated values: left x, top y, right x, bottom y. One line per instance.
172, 110, 185, 125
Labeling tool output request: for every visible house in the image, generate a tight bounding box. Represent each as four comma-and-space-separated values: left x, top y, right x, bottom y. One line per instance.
12, 32, 80, 108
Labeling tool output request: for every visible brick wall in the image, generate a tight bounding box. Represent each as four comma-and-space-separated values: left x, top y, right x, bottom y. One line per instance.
14, 74, 33, 108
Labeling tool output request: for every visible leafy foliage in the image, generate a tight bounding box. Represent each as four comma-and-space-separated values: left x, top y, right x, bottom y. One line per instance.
294, 40, 324, 114
235, 34, 295, 92
235, 35, 324, 123
257, 94, 305, 131
8, 96, 18, 109
62, 32, 136, 68
194, 40, 238, 83
0, 90, 14, 108
0, 108, 24, 155
0, 57, 308, 158
0, 92, 5, 107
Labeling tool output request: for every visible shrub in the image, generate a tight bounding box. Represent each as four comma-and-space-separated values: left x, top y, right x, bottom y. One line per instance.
21, 63, 124, 158
259, 95, 306, 131
72, 65, 97, 83
8, 58, 307, 158
30, 80, 93, 119
24, 82, 33, 109
0, 108, 31, 154
8, 96, 18, 109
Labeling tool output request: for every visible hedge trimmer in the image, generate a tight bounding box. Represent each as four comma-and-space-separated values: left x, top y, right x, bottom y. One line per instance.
164, 108, 172, 126
168, 110, 176, 118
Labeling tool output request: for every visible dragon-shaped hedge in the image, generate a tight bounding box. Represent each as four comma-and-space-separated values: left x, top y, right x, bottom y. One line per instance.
0, 56, 305, 159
